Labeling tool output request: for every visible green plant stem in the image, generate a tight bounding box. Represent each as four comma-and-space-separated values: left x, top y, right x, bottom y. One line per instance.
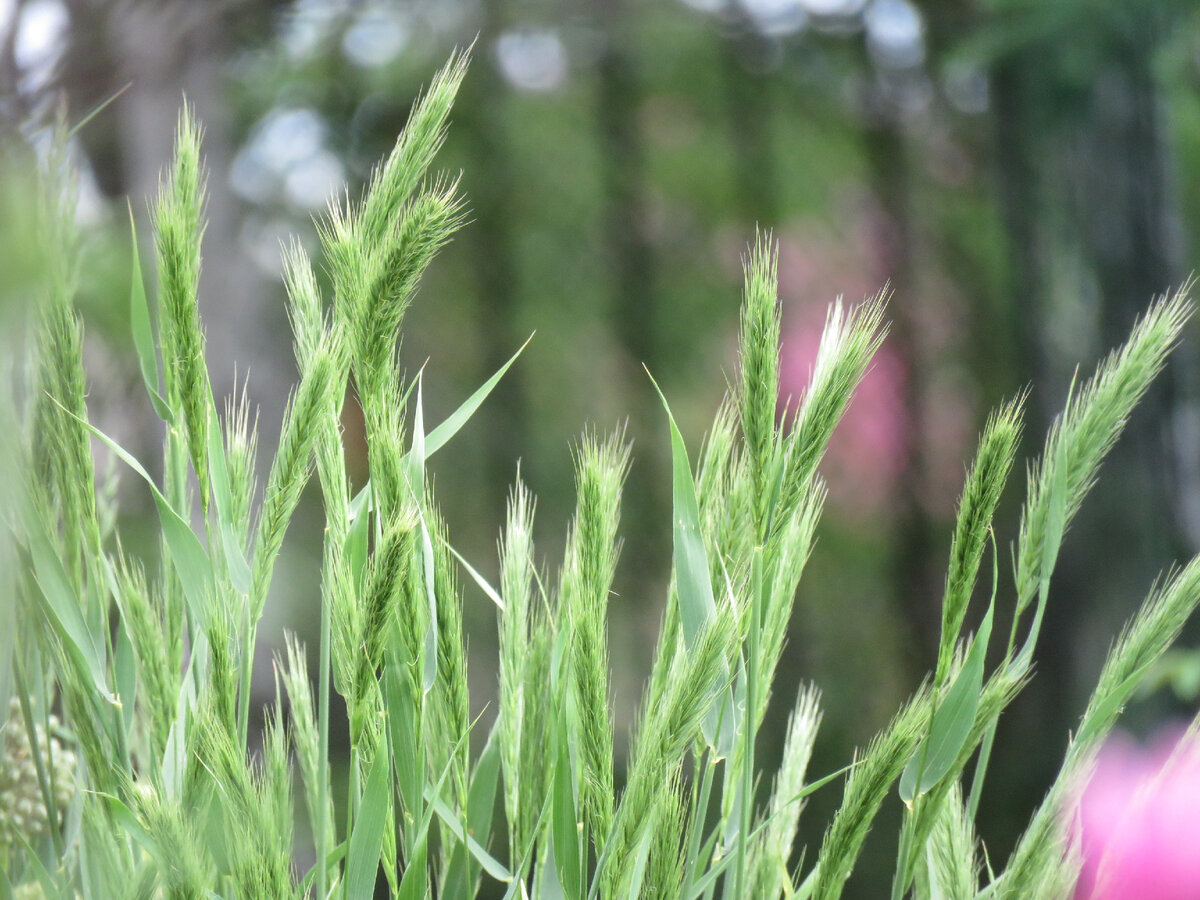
97, 588, 132, 774
969, 622, 1025, 821
966, 687, 1004, 823
733, 548, 764, 899
682, 752, 717, 895
318, 578, 332, 900
891, 673, 944, 899
890, 796, 921, 900
237, 604, 254, 747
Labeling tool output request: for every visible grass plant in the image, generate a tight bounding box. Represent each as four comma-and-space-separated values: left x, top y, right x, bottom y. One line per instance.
3, 52, 1199, 899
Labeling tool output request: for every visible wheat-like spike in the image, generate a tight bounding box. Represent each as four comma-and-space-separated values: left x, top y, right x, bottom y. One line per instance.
562, 429, 629, 854
153, 104, 213, 510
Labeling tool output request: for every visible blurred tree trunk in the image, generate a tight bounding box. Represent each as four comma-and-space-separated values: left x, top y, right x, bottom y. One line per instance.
860, 101, 941, 670
991, 55, 1050, 419
1074, 30, 1189, 559
592, 0, 656, 372
987, 6, 1195, 851
721, 20, 778, 225
60, 0, 293, 446
457, 1, 529, 521
589, 0, 666, 586
992, 16, 1189, 673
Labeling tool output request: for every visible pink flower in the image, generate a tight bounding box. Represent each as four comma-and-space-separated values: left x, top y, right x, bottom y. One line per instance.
1072, 730, 1200, 899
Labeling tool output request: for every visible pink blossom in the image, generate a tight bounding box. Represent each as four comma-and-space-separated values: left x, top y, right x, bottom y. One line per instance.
1071, 730, 1200, 899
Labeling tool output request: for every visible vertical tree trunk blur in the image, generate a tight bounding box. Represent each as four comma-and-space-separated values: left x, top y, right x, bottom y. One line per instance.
721, 20, 778, 226
589, 0, 665, 585
1076, 28, 1188, 563
987, 6, 1196, 854
592, 0, 656, 373
861, 89, 941, 669
61, 0, 293, 446
991, 55, 1050, 419
457, 0, 529, 521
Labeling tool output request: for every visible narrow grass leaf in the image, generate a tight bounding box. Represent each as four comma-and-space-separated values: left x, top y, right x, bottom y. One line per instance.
347, 481, 372, 592
646, 370, 733, 756
99, 793, 159, 858
401, 379, 439, 694
68, 82, 131, 136
539, 844, 568, 900
445, 718, 504, 895
127, 204, 170, 420
499, 792, 554, 900
468, 719, 504, 864
444, 538, 504, 610
67, 411, 213, 622
646, 371, 715, 641
345, 741, 391, 900
14, 832, 63, 900
552, 722, 583, 900
425, 789, 513, 882
384, 661, 423, 831
621, 825, 656, 900
1073, 657, 1158, 749
680, 756, 717, 897
418, 512, 438, 694
1018, 430, 1069, 668
396, 832, 429, 900
899, 598, 994, 804
23, 509, 114, 704
114, 621, 137, 733
424, 334, 533, 458
680, 763, 854, 900
207, 406, 250, 594
406, 375, 426, 499
161, 686, 189, 800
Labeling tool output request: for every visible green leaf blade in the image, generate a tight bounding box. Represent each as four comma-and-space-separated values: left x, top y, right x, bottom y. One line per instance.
345, 743, 392, 900
899, 600, 994, 804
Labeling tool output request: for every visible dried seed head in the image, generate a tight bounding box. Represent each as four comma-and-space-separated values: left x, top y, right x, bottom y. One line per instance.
0, 697, 77, 850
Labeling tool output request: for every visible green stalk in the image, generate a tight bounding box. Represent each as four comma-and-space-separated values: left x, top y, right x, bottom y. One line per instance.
890, 798, 919, 900
237, 603, 254, 747
318, 579, 332, 900
345, 743, 361, 900
891, 672, 945, 899
682, 752, 717, 895
732, 548, 764, 900
965, 726, 995, 821
967, 618, 1022, 820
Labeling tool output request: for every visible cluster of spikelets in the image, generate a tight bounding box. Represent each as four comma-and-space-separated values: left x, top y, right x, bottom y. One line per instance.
7, 47, 1200, 900
0, 698, 76, 852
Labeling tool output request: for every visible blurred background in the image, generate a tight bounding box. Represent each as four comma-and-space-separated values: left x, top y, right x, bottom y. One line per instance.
4, 0, 1200, 895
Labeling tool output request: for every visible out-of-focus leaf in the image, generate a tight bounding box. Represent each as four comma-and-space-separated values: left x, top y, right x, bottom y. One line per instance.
345, 742, 392, 900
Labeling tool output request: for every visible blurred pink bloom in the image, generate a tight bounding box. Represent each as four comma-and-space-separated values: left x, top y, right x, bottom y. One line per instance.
1072, 731, 1200, 899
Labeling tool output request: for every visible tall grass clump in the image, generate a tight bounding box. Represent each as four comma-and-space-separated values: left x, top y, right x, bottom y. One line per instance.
4, 51, 1199, 900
